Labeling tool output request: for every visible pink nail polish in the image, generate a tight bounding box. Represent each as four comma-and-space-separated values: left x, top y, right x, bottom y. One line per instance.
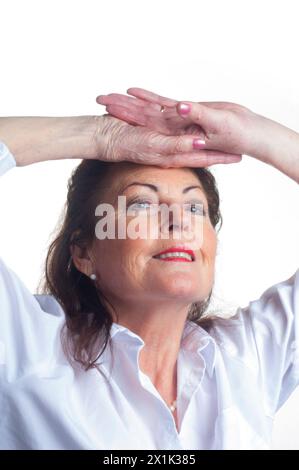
178, 102, 191, 115
193, 138, 206, 149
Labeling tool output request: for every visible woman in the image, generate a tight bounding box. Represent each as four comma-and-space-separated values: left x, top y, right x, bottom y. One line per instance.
0, 91, 298, 450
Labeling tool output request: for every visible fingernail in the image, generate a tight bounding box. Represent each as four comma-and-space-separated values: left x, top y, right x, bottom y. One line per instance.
193, 138, 206, 149
178, 102, 191, 115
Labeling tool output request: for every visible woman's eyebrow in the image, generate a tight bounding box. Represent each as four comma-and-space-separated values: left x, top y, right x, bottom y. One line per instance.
119, 182, 204, 194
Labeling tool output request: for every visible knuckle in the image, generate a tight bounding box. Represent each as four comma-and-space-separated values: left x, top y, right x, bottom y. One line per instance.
173, 137, 186, 154
144, 131, 161, 150
193, 104, 204, 122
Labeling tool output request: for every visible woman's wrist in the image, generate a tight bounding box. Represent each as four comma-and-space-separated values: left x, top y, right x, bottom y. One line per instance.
0, 115, 102, 167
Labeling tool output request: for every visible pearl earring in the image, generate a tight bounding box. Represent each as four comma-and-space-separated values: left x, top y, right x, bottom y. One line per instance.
90, 273, 97, 280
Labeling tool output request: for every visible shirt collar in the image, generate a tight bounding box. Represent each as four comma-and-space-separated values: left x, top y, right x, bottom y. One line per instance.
110, 319, 216, 378
181, 320, 216, 377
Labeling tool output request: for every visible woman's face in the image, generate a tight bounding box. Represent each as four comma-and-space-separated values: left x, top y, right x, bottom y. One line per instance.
90, 162, 217, 308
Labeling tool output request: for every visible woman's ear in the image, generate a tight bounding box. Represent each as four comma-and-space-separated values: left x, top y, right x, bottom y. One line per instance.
70, 243, 94, 277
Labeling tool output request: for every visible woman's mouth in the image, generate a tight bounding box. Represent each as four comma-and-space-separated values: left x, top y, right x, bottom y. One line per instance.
153, 248, 195, 262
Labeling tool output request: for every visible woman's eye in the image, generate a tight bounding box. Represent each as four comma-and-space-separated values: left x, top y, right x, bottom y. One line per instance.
185, 203, 206, 216
127, 199, 152, 210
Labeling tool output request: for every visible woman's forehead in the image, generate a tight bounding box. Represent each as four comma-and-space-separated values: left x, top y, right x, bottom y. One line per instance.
107, 163, 203, 191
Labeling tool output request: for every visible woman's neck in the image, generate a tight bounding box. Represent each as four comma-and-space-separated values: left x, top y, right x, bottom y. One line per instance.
111, 301, 189, 393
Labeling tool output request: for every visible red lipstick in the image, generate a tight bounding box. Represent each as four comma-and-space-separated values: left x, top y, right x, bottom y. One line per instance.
153, 247, 195, 262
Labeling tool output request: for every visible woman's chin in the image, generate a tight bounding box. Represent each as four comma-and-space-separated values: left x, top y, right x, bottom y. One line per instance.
151, 274, 203, 302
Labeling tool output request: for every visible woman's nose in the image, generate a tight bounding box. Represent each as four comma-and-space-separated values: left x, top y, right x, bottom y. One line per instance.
160, 204, 188, 236
168, 211, 181, 232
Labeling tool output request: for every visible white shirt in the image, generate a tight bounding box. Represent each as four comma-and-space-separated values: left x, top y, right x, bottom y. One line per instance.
0, 141, 299, 450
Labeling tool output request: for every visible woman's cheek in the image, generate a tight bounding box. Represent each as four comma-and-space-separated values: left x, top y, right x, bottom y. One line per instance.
201, 225, 217, 263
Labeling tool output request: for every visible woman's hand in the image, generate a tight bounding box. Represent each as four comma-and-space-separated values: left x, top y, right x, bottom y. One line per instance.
97, 88, 299, 182
95, 114, 242, 168
97, 89, 263, 157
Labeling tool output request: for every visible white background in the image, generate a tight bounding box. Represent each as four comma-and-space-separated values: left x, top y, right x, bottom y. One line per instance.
0, 0, 298, 449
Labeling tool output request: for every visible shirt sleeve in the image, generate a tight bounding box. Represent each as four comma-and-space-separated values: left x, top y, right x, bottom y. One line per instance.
249, 269, 299, 414
0, 142, 64, 382
0, 141, 17, 176
214, 269, 299, 416
0, 257, 65, 384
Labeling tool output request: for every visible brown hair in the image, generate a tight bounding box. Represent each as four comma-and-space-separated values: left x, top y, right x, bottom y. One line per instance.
38, 160, 223, 372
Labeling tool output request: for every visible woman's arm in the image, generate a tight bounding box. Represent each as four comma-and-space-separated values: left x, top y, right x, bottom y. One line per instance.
97, 88, 299, 183
0, 114, 242, 168
245, 114, 299, 183
0, 116, 100, 166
